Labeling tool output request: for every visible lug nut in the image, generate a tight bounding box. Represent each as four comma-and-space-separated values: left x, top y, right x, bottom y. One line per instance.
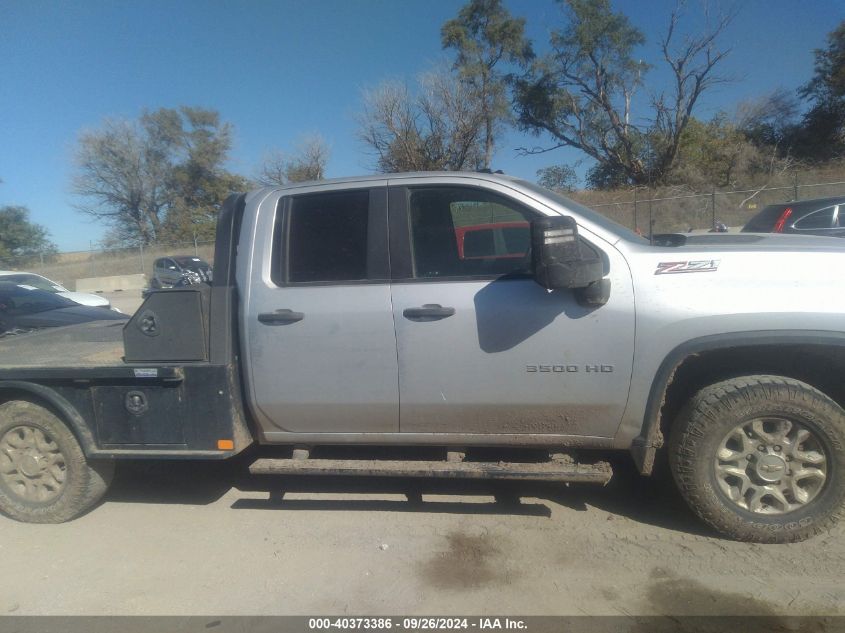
747, 454, 754, 460
758, 445, 766, 452
785, 456, 792, 462
774, 445, 782, 452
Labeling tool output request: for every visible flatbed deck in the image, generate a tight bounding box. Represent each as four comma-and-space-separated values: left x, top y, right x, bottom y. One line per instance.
0, 321, 127, 369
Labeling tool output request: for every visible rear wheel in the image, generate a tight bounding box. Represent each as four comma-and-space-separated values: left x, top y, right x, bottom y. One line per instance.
669, 375, 845, 543
0, 401, 113, 523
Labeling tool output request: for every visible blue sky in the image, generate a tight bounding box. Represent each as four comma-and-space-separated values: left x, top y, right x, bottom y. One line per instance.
1, 0, 843, 251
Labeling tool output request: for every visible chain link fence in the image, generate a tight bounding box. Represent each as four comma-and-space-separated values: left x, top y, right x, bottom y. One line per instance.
3, 172, 845, 290
573, 175, 845, 236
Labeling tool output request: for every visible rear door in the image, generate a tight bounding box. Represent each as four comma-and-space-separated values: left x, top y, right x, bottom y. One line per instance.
243, 185, 399, 435
387, 181, 635, 438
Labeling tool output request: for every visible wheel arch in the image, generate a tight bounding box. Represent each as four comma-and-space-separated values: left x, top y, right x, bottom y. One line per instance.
633, 330, 845, 475
0, 381, 98, 457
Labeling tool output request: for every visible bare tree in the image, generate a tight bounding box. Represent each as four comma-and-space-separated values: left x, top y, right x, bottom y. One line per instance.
258, 135, 330, 186
73, 107, 243, 245
72, 117, 169, 245
650, 4, 737, 178
357, 69, 486, 172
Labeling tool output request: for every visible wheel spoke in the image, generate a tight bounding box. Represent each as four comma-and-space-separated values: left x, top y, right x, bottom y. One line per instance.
794, 450, 825, 465
717, 446, 744, 462
789, 480, 810, 505
792, 467, 826, 483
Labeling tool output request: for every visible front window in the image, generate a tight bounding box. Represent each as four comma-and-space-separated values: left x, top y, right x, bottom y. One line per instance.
408, 187, 535, 279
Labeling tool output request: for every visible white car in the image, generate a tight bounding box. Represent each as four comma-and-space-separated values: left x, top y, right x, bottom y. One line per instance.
0, 271, 120, 312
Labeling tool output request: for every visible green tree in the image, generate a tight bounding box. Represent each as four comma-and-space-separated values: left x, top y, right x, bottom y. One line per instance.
513, 0, 733, 187
794, 20, 845, 161
162, 108, 250, 242
442, 0, 533, 168
0, 206, 57, 265
73, 106, 246, 246
537, 164, 578, 191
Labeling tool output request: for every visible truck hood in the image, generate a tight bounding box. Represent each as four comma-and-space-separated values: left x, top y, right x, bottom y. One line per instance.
649, 232, 845, 253
626, 232, 845, 335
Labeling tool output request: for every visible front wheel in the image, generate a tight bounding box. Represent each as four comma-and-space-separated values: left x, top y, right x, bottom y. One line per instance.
669, 375, 845, 543
0, 401, 114, 523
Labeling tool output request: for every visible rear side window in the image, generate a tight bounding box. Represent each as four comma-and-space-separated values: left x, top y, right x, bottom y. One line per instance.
794, 205, 837, 230
287, 190, 370, 283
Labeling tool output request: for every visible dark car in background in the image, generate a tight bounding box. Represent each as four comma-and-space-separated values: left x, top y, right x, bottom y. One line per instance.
741, 196, 845, 236
151, 256, 213, 288
0, 282, 125, 336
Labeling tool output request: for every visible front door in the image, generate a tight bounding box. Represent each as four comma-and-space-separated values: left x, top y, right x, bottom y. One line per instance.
388, 183, 635, 438
245, 186, 399, 434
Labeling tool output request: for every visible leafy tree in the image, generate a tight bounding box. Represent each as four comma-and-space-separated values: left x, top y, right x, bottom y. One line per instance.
442, 0, 533, 168
793, 20, 845, 161
358, 69, 486, 172
513, 0, 733, 187
258, 135, 330, 186
0, 206, 57, 265
162, 108, 250, 242
537, 164, 578, 191
73, 106, 245, 246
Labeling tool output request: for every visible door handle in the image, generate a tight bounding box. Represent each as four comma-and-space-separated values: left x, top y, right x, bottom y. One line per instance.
258, 309, 305, 325
403, 304, 456, 320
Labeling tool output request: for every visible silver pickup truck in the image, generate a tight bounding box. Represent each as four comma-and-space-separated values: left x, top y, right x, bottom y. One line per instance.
0, 172, 843, 543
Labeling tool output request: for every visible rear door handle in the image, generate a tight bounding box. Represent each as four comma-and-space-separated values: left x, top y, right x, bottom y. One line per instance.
258, 309, 304, 325
403, 304, 456, 320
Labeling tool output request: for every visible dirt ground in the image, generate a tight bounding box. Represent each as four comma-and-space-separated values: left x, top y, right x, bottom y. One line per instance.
0, 454, 842, 616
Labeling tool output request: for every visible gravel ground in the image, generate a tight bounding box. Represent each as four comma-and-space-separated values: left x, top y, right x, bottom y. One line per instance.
0, 455, 842, 616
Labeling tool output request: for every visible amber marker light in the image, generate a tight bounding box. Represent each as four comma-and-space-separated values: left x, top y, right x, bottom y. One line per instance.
217, 440, 235, 450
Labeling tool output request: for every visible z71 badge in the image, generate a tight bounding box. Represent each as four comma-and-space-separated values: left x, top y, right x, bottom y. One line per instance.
655, 260, 720, 275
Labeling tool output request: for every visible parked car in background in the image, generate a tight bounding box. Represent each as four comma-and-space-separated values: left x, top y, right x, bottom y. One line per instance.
0, 282, 126, 336
0, 271, 116, 310
454, 221, 530, 260
741, 196, 845, 236
151, 256, 213, 288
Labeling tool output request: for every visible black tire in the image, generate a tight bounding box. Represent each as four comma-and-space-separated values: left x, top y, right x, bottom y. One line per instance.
669, 375, 845, 543
0, 400, 114, 523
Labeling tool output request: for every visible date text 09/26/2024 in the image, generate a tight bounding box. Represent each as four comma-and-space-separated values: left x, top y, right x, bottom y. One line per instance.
308, 618, 527, 630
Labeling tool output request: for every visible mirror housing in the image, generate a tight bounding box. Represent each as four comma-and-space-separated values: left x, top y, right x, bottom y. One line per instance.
531, 216, 603, 290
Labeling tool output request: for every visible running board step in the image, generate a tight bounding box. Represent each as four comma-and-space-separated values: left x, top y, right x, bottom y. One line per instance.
248, 457, 612, 483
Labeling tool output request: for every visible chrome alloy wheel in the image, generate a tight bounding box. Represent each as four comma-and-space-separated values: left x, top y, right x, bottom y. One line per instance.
715, 417, 828, 514
0, 425, 68, 503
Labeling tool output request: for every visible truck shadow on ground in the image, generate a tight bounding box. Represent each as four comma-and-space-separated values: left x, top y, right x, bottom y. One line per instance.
106, 453, 716, 538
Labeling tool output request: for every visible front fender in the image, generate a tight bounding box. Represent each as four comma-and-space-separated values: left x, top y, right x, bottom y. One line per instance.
629, 330, 845, 474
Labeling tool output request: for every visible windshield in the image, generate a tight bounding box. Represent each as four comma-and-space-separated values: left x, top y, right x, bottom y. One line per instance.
0, 283, 78, 316
514, 179, 650, 244
0, 273, 65, 292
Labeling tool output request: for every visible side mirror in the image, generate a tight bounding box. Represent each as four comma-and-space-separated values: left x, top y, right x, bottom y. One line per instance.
531, 216, 603, 290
